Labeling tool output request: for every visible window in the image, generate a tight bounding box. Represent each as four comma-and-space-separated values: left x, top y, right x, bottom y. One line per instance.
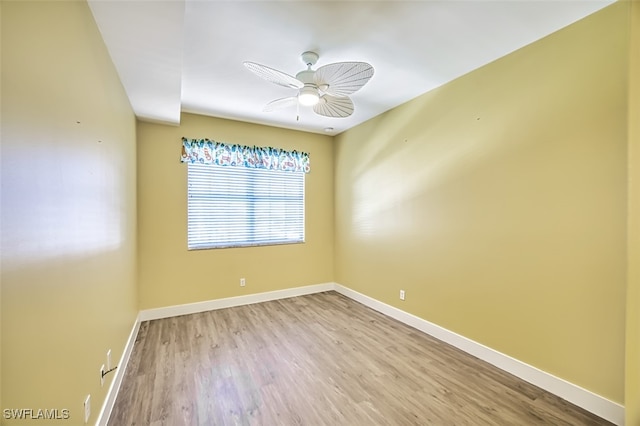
187, 163, 304, 249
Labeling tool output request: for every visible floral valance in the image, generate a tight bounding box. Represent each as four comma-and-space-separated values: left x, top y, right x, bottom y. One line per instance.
180, 137, 310, 174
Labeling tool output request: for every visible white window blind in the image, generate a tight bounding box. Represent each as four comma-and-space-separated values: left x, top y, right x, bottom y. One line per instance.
187, 163, 305, 249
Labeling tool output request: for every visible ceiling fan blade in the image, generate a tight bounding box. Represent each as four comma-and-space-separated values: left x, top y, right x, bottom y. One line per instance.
314, 62, 374, 97
313, 95, 354, 118
244, 62, 303, 90
264, 96, 298, 112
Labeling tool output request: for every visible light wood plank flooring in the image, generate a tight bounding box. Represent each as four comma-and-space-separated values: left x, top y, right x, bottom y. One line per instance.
109, 291, 613, 425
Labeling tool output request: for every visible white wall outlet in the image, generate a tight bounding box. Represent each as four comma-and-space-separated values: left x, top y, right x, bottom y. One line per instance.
100, 364, 105, 387
106, 349, 112, 370
240, 278, 246, 287
83, 394, 91, 424
400, 290, 406, 301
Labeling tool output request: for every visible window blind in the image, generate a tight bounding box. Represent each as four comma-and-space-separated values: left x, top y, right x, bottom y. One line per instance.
187, 163, 305, 249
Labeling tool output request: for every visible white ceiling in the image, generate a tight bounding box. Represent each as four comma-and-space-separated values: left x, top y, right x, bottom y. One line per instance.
88, 0, 614, 136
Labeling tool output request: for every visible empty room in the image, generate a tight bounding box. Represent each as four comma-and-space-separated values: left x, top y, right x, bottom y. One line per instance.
1, 0, 639, 425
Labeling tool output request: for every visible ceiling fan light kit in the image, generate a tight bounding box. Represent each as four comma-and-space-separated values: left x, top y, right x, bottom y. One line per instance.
243, 51, 374, 118
298, 86, 320, 106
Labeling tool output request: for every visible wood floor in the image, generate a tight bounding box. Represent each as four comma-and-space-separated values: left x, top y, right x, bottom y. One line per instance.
109, 291, 612, 425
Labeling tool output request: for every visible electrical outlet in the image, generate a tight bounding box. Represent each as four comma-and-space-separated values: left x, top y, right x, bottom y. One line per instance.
100, 365, 105, 387
400, 290, 405, 301
83, 395, 91, 424
240, 278, 246, 287
106, 349, 112, 370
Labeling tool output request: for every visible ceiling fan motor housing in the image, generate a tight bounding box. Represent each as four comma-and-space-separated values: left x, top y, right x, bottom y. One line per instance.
296, 69, 319, 105
296, 69, 316, 85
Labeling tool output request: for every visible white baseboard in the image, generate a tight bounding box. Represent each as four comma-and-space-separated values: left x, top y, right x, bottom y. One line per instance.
139, 282, 334, 321
96, 315, 141, 426
332, 283, 624, 426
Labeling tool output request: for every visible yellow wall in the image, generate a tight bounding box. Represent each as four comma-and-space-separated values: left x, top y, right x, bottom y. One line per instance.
137, 113, 334, 309
0, 0, 3, 417
626, 0, 640, 423
1, 1, 138, 425
335, 2, 628, 404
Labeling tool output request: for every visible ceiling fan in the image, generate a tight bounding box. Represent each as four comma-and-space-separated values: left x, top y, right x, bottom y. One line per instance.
243, 51, 374, 118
